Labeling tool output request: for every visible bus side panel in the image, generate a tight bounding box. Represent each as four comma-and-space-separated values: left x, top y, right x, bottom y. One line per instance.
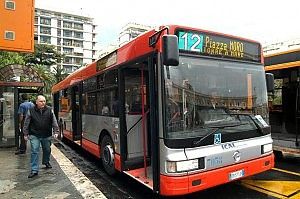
82, 138, 100, 158
114, 154, 121, 172
160, 154, 274, 196
63, 129, 73, 141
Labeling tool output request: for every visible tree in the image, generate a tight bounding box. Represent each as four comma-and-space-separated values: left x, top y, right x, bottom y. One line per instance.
0, 50, 25, 67
22, 44, 66, 94
22, 44, 64, 67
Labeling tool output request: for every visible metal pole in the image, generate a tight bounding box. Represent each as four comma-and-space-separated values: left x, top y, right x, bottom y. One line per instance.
295, 75, 299, 146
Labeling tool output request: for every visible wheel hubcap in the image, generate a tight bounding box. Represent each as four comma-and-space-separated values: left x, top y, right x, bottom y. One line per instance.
103, 144, 114, 166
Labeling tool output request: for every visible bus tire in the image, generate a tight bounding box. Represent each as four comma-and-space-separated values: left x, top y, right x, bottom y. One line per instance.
101, 135, 116, 175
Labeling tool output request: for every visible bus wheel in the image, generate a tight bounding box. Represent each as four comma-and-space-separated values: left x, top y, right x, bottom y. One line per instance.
101, 135, 116, 175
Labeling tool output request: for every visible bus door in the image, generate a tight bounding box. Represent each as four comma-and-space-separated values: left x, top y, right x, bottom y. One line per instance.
120, 60, 154, 175
71, 85, 81, 142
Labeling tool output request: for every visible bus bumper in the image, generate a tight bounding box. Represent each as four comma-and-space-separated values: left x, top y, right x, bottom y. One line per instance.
160, 153, 274, 196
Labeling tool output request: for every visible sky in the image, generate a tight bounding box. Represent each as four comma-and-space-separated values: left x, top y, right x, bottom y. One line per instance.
36, 0, 300, 48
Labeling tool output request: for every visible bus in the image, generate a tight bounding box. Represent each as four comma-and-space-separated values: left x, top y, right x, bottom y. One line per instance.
52, 25, 274, 196
264, 49, 300, 156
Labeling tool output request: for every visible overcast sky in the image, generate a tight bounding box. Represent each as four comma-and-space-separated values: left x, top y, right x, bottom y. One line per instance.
36, 0, 300, 48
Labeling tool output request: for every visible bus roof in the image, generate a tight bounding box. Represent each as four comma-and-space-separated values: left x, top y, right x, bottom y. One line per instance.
52, 25, 261, 93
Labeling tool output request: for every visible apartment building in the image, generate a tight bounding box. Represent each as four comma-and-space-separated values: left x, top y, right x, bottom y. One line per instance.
263, 38, 300, 55
118, 22, 152, 47
34, 8, 97, 73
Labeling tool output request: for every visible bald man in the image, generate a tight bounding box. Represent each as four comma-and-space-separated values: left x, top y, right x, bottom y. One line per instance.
23, 95, 59, 178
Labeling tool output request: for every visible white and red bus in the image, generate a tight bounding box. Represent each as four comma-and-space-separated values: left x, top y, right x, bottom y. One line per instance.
52, 25, 274, 196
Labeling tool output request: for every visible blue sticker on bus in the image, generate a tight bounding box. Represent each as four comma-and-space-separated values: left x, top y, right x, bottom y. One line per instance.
214, 133, 221, 144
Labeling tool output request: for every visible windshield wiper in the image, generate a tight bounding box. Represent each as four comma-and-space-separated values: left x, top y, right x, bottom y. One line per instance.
206, 122, 248, 129
193, 127, 219, 146
227, 113, 267, 135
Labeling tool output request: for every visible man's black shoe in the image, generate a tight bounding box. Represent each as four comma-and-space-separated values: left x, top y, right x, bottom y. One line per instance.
44, 163, 52, 169
15, 151, 25, 155
28, 172, 38, 178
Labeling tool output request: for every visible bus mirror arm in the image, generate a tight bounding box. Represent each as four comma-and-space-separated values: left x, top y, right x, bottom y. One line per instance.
148, 26, 179, 66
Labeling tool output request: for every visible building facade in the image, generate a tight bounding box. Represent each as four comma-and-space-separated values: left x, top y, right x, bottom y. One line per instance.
34, 8, 97, 73
263, 38, 300, 55
0, 0, 34, 52
118, 23, 152, 47
98, 23, 152, 59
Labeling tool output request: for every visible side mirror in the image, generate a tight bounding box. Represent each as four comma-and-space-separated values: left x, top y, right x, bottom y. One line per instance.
266, 73, 274, 92
162, 35, 179, 66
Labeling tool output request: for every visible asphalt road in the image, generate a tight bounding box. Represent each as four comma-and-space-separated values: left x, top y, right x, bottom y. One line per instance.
55, 141, 300, 199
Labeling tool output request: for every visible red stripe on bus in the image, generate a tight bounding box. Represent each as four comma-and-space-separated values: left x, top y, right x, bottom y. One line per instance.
114, 154, 121, 172
63, 130, 73, 141
82, 138, 100, 158
160, 154, 274, 196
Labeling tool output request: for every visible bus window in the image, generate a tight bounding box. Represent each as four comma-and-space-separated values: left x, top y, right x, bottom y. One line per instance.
82, 92, 97, 114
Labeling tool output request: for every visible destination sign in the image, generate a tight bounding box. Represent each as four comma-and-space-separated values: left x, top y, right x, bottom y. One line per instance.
176, 30, 261, 62
96, 51, 117, 71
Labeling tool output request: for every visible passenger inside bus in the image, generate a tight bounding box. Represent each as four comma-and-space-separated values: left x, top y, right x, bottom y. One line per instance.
102, 102, 110, 115
131, 95, 142, 113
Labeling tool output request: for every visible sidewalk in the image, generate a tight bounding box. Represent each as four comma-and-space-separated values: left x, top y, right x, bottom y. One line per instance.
0, 140, 107, 199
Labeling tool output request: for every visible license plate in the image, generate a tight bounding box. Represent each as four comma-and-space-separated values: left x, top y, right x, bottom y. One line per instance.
229, 169, 244, 180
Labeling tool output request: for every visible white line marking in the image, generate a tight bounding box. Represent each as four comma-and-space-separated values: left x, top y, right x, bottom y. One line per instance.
51, 144, 107, 199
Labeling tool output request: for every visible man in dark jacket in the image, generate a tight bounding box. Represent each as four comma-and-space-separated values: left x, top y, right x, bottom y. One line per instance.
23, 95, 59, 178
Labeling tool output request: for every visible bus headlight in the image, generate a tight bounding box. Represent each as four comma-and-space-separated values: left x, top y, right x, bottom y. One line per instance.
261, 143, 272, 154
166, 159, 199, 173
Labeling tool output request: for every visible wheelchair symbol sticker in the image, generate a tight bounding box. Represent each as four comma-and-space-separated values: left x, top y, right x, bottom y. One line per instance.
214, 133, 222, 144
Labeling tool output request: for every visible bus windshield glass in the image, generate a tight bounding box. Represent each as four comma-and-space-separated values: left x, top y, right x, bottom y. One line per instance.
164, 56, 268, 140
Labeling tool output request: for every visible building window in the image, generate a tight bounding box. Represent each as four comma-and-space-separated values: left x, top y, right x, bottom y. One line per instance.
63, 30, 72, 37
74, 58, 83, 65
57, 38, 61, 45
34, 26, 38, 34
40, 27, 51, 35
40, 11, 52, 16
57, 20, 61, 27
74, 17, 84, 22
63, 15, 73, 20
63, 65, 73, 73
64, 57, 72, 64
74, 23, 83, 30
57, 29, 61, 36
74, 52, 83, 57
63, 22, 72, 29
34, 17, 38, 24
40, 36, 51, 44
63, 39, 72, 46
5, 0, 15, 10
74, 41, 83, 48
4, 31, 15, 40
40, 17, 51, 25
74, 31, 83, 39
63, 48, 73, 55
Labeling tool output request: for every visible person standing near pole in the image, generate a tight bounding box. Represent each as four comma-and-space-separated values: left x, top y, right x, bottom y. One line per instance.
23, 95, 59, 178
15, 94, 34, 155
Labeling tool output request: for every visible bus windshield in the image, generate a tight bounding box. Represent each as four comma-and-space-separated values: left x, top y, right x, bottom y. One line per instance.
164, 56, 269, 140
